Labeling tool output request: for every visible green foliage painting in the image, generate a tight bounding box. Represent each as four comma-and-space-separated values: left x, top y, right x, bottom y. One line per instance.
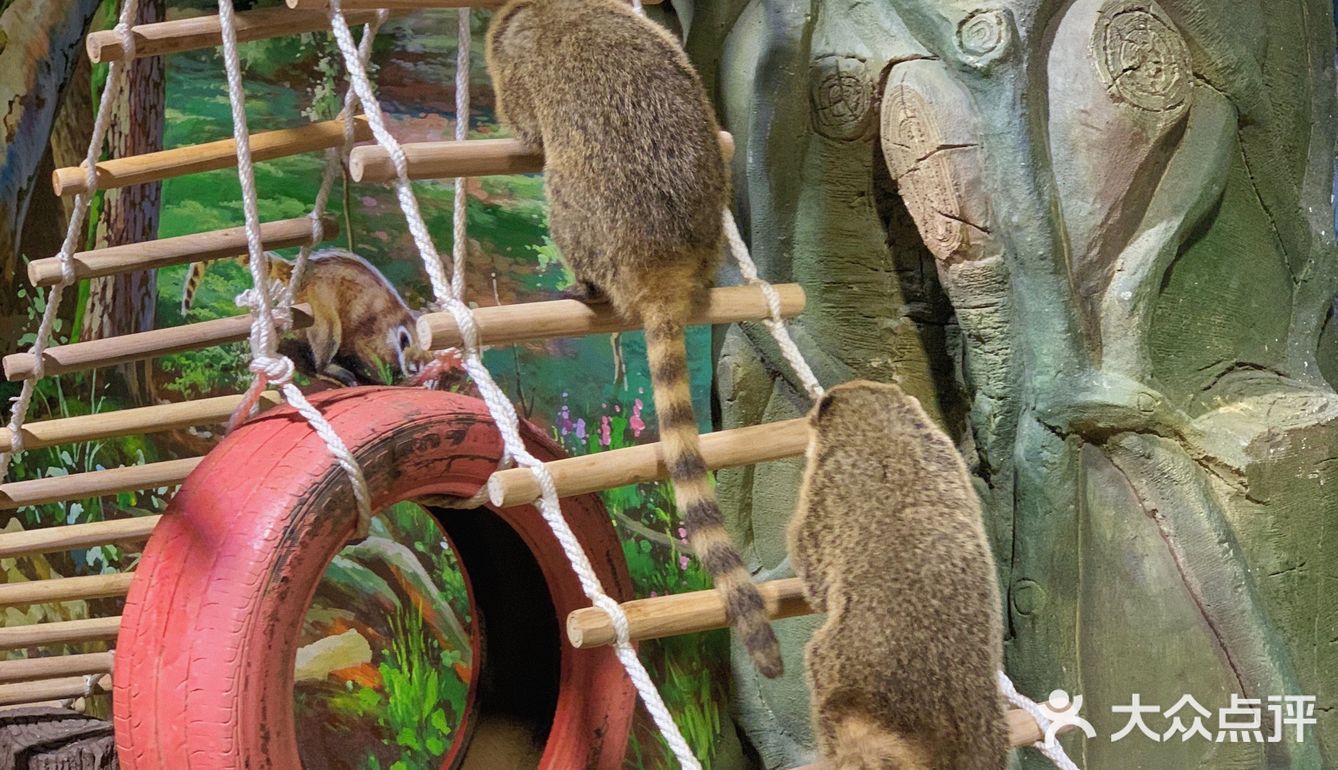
0, 3, 731, 767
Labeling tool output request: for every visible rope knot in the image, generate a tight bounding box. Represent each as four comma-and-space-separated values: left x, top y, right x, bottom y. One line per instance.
235, 279, 295, 330
113, 21, 136, 63
250, 354, 294, 387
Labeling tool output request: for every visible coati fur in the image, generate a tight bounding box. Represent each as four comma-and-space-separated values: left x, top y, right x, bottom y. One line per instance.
486, 0, 783, 676
789, 380, 1007, 769
181, 249, 425, 387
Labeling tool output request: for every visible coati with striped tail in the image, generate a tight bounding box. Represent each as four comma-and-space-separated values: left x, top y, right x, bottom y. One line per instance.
180, 249, 426, 387
486, 0, 783, 677
790, 381, 1006, 769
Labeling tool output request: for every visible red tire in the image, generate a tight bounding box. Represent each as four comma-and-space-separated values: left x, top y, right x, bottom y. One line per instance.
113, 387, 635, 769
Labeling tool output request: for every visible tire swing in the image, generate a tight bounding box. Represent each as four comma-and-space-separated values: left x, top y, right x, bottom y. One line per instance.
113, 388, 636, 769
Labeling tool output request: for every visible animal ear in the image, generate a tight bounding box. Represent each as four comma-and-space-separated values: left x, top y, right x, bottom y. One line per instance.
814, 392, 837, 423
489, 1, 532, 48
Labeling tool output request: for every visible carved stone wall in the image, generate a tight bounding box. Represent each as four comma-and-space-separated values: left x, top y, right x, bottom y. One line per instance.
684, 0, 1338, 766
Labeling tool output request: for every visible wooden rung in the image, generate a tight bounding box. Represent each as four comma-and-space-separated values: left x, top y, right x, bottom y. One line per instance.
0, 573, 135, 607
0, 459, 201, 511
0, 652, 115, 685
785, 711, 1062, 763
0, 618, 121, 651
0, 675, 112, 707
571, 581, 1060, 753
0, 517, 161, 559
0, 393, 280, 454
418, 284, 805, 351
53, 117, 372, 197
568, 578, 809, 648
349, 131, 735, 183
28, 217, 337, 287
3, 305, 314, 381
287, 0, 503, 7
86, 6, 385, 63
488, 418, 808, 508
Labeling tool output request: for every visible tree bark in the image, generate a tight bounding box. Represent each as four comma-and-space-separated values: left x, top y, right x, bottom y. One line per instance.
0, 0, 102, 355
81, 0, 165, 404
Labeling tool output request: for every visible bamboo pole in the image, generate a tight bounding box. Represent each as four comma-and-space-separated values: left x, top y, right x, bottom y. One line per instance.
53, 117, 372, 196
0, 517, 161, 559
568, 578, 809, 648
0, 675, 112, 707
0, 573, 135, 607
86, 6, 385, 63
3, 305, 314, 381
286, 0, 504, 8
0, 392, 280, 454
349, 138, 542, 182
0, 459, 201, 511
488, 418, 808, 507
350, 131, 733, 183
0, 652, 116, 685
0, 618, 121, 651
28, 217, 337, 287
418, 284, 805, 350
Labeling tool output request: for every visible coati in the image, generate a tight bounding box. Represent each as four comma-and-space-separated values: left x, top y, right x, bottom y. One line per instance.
789, 380, 1006, 769
486, 0, 783, 676
181, 249, 426, 387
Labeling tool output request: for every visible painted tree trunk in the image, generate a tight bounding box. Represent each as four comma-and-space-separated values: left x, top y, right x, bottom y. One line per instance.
694, 1, 1338, 767
82, 0, 165, 404
0, 0, 101, 355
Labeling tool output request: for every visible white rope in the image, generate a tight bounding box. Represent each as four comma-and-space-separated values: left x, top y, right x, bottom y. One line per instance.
0, 4, 142, 484
216, 0, 373, 537
451, 8, 470, 299
289, 14, 386, 297
998, 671, 1081, 770
722, 210, 823, 400
323, 3, 700, 765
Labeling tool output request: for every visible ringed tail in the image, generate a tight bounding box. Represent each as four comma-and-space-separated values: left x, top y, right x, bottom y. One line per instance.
641, 302, 783, 678
833, 714, 930, 770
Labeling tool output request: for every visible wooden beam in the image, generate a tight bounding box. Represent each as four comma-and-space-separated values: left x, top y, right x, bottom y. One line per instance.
3, 305, 314, 381
568, 578, 809, 648
418, 284, 805, 351
488, 418, 808, 507
0, 573, 135, 607
0, 393, 279, 454
0, 517, 161, 559
0, 652, 115, 685
53, 117, 371, 197
0, 618, 121, 651
86, 6, 385, 63
349, 131, 734, 183
0, 675, 111, 707
28, 217, 337, 287
0, 459, 201, 511
785, 711, 1062, 765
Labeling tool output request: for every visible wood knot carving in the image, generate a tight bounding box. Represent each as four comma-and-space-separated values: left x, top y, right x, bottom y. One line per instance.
1092, 1, 1190, 112
810, 55, 874, 141
880, 84, 965, 260
956, 8, 1012, 62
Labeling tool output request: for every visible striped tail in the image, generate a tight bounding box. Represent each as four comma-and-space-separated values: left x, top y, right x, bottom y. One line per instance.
180, 261, 209, 314
642, 302, 783, 678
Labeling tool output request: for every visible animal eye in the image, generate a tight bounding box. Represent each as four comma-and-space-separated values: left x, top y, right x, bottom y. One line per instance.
399, 328, 414, 351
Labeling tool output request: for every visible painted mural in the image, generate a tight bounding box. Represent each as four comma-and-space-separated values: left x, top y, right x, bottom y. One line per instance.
0, 3, 730, 767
